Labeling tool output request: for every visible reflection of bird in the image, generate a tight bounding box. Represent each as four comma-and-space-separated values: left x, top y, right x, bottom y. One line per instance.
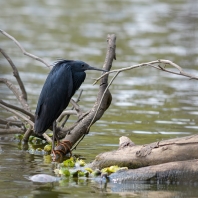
34, 60, 106, 141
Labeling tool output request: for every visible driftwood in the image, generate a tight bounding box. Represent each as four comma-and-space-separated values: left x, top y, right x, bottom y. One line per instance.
90, 135, 198, 169
89, 135, 198, 183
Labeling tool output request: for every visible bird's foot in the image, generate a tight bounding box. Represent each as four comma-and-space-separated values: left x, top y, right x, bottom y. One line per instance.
52, 140, 72, 162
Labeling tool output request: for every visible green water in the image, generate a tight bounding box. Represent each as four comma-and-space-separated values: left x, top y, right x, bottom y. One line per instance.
0, 0, 198, 197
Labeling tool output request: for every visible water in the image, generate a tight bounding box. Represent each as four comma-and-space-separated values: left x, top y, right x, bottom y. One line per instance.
0, 0, 198, 197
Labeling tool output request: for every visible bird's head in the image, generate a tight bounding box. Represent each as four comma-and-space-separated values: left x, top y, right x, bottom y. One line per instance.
71, 61, 107, 73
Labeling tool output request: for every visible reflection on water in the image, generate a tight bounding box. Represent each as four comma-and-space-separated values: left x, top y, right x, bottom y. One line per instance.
0, 0, 198, 197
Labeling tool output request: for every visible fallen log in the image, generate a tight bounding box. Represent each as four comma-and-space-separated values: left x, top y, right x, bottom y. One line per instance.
89, 135, 198, 170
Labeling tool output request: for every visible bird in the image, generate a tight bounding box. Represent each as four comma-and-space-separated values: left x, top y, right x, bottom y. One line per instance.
34, 59, 106, 150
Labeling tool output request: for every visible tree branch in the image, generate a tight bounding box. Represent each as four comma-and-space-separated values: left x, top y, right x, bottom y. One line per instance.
0, 100, 34, 121
0, 29, 50, 67
57, 110, 77, 123
0, 78, 30, 111
94, 59, 198, 85
0, 48, 28, 101
0, 118, 23, 128
0, 128, 24, 134
0, 104, 34, 126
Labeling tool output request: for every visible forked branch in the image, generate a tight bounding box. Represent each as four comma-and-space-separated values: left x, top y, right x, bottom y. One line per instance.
94, 59, 198, 85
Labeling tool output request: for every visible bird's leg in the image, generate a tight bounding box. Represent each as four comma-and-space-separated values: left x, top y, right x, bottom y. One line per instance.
52, 121, 57, 152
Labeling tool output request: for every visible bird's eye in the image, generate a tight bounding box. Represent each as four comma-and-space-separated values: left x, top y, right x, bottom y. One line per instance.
82, 64, 84, 67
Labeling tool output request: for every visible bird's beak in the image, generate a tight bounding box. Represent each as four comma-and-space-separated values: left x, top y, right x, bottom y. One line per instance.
88, 66, 108, 72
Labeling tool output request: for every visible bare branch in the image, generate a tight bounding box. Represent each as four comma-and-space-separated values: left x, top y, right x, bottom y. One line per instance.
0, 78, 30, 111
42, 133, 52, 144
70, 99, 82, 115
0, 48, 28, 101
93, 59, 198, 84
0, 29, 50, 67
149, 59, 198, 79
0, 100, 34, 121
0, 128, 24, 134
0, 118, 23, 127
57, 110, 77, 122
23, 126, 33, 143
0, 104, 34, 126
87, 71, 120, 133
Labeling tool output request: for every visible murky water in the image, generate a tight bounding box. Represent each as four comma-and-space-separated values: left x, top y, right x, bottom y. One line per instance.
0, 0, 198, 197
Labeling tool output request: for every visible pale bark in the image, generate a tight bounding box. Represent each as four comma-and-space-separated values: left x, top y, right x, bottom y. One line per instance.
89, 135, 198, 170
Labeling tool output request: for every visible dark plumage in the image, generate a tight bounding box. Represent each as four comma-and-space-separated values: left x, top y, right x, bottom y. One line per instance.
34, 60, 106, 135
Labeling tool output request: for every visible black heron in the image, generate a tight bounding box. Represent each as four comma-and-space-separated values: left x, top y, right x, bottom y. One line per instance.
34, 59, 106, 151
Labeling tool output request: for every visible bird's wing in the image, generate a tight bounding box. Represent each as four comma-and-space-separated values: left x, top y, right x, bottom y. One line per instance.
72, 72, 86, 95
35, 64, 73, 133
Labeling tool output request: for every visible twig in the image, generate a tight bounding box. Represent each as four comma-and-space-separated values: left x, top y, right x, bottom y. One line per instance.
0, 48, 28, 101
57, 110, 77, 122
23, 126, 33, 142
43, 133, 52, 144
0, 100, 34, 121
0, 104, 34, 126
0, 118, 23, 127
70, 99, 82, 115
87, 71, 120, 132
93, 59, 198, 84
148, 59, 198, 79
0, 78, 30, 111
0, 29, 50, 67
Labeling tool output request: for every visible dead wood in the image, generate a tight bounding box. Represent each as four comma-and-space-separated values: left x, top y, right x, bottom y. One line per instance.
0, 29, 50, 67
53, 34, 116, 161
0, 48, 28, 101
89, 135, 198, 170
0, 100, 34, 121
0, 128, 25, 134
109, 159, 198, 183
0, 31, 114, 149
0, 78, 30, 111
